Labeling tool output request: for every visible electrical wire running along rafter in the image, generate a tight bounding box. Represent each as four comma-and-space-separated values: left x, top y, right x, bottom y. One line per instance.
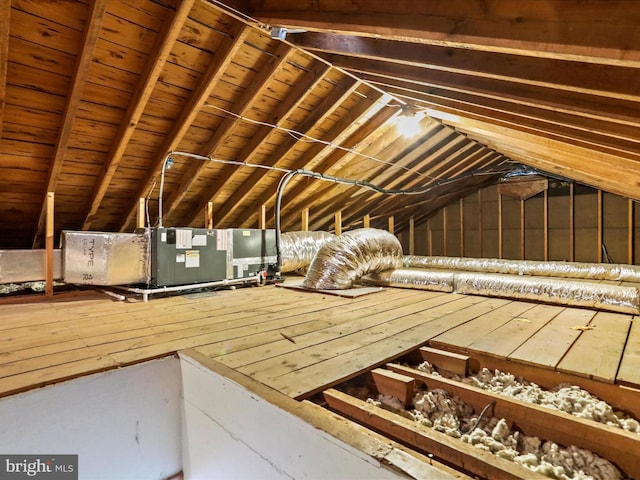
156, 150, 510, 224
202, 104, 431, 179
159, 150, 512, 265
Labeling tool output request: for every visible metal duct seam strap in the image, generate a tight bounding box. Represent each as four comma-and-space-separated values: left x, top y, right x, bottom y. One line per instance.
303, 228, 403, 290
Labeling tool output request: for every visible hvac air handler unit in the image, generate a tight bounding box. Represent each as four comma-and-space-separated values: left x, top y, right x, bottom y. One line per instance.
61, 228, 280, 298
150, 228, 278, 287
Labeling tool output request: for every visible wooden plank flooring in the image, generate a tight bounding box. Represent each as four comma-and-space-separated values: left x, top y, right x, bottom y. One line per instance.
0, 282, 638, 403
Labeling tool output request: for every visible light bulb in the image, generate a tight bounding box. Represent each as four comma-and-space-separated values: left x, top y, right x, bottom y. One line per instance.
397, 114, 422, 137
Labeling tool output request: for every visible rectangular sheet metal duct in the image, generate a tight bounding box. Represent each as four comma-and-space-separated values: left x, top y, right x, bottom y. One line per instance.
0, 249, 62, 283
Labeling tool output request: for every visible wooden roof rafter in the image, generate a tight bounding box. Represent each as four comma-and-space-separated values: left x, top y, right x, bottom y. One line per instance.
300, 122, 453, 231
369, 78, 640, 159
299, 125, 448, 232
392, 174, 501, 232
211, 80, 380, 227
32, 0, 108, 248
81, 0, 197, 231
276, 108, 406, 229
160, 40, 296, 223
347, 149, 506, 232
290, 31, 640, 102
232, 90, 396, 228
117, 21, 252, 232
446, 116, 640, 200
330, 56, 640, 134
181, 60, 336, 226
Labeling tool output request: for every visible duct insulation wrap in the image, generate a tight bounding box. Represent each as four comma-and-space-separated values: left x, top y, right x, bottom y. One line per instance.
361, 268, 455, 292
0, 249, 62, 283
62, 230, 150, 286
280, 231, 336, 273
303, 228, 403, 290
455, 272, 640, 314
404, 255, 640, 283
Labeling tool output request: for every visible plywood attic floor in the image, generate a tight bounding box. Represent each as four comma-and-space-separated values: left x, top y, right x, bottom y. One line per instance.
0, 279, 638, 403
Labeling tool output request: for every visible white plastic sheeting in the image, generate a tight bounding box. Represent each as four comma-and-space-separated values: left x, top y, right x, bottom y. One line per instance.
303, 228, 403, 290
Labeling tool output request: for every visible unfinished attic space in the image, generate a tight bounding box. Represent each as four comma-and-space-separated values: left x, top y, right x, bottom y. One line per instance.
2, 0, 640, 479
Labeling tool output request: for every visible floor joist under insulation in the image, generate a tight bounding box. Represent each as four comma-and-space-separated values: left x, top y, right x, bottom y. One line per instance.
0, 280, 638, 407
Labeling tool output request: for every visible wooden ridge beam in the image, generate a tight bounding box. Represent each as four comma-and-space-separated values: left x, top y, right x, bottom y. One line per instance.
32, 0, 108, 247
117, 22, 251, 232
160, 40, 295, 223
81, 0, 196, 230
252, 0, 640, 67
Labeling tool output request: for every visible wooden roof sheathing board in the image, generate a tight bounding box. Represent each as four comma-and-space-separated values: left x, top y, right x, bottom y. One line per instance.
1, 0, 638, 248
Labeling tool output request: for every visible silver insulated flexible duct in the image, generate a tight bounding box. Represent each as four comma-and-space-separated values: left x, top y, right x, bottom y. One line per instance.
303, 228, 403, 290
404, 255, 640, 283
280, 231, 336, 273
